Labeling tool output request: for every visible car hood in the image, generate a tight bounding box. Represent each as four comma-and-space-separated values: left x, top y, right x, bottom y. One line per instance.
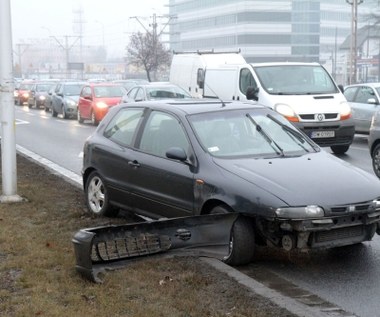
266, 94, 345, 114
64, 95, 80, 102
213, 151, 380, 206
95, 97, 122, 106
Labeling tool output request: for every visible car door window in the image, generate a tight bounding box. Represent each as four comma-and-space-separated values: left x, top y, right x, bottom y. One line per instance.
139, 111, 189, 157
104, 108, 145, 147
355, 86, 375, 103
343, 87, 358, 102
135, 88, 145, 101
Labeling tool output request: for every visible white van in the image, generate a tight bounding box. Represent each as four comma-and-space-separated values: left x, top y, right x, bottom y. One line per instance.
170, 56, 355, 154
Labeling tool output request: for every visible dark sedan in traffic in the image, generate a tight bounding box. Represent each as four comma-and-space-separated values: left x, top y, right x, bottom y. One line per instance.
82, 100, 380, 265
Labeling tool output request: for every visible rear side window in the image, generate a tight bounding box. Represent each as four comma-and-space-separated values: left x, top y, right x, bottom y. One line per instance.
104, 108, 145, 147
355, 86, 376, 103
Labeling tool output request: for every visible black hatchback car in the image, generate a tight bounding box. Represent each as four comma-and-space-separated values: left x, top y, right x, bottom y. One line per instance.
82, 100, 380, 265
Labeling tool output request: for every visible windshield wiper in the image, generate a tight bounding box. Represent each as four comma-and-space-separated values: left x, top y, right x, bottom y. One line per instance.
245, 114, 284, 157
266, 114, 319, 152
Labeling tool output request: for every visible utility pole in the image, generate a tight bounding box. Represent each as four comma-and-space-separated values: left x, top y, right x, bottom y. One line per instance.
346, 0, 363, 84
50, 35, 80, 78
0, 0, 22, 202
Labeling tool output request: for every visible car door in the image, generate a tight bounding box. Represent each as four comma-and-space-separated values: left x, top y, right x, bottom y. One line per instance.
51, 83, 62, 112
128, 110, 195, 218
349, 86, 379, 133
79, 86, 92, 119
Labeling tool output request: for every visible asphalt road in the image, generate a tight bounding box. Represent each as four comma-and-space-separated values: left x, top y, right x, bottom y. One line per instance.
12, 104, 380, 317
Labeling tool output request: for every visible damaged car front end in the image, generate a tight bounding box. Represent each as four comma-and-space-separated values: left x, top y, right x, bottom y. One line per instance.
75, 100, 380, 281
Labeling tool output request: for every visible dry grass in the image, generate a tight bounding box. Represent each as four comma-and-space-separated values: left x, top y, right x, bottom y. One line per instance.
0, 153, 295, 317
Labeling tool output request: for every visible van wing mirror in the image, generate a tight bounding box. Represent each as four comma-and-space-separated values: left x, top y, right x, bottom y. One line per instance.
338, 84, 344, 93
246, 86, 259, 101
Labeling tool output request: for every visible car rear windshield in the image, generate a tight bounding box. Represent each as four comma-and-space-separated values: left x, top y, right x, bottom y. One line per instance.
252, 65, 338, 95
189, 109, 317, 158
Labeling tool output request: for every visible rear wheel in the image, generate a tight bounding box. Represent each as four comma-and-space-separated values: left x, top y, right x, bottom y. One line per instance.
210, 205, 255, 265
331, 145, 349, 155
85, 171, 118, 217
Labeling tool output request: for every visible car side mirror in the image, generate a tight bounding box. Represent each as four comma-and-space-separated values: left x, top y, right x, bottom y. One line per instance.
368, 98, 377, 105
338, 84, 344, 93
246, 86, 259, 101
166, 147, 187, 161
84, 94, 92, 100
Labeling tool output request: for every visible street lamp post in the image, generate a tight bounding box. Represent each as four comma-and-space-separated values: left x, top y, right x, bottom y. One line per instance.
346, 0, 364, 84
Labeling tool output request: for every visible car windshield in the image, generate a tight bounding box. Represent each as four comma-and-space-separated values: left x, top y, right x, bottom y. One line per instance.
19, 83, 34, 90
94, 86, 126, 98
146, 86, 192, 99
36, 84, 55, 92
62, 84, 83, 96
252, 65, 338, 95
189, 109, 318, 158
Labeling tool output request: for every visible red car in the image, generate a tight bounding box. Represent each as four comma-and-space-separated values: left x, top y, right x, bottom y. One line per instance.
77, 83, 126, 125
14, 81, 35, 105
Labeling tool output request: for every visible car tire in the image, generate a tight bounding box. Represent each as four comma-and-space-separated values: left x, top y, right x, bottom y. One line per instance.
28, 101, 33, 109
210, 205, 255, 265
34, 100, 38, 109
372, 143, 380, 178
62, 106, 68, 119
85, 171, 118, 217
77, 109, 84, 124
330, 145, 349, 155
52, 107, 58, 117
91, 111, 98, 126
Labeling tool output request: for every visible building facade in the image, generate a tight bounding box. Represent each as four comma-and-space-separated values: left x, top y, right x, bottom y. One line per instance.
168, 0, 378, 84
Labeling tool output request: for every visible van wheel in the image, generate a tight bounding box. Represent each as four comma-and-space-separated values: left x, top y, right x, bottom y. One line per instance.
331, 145, 349, 155
210, 205, 255, 265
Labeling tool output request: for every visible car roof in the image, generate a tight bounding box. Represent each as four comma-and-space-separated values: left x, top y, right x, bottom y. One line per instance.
86, 82, 125, 87
118, 99, 266, 116
250, 62, 321, 67
345, 82, 380, 89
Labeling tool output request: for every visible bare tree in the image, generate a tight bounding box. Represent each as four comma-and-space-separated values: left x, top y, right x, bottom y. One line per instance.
126, 32, 171, 81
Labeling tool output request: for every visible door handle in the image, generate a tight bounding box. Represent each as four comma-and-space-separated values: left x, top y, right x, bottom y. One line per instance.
128, 160, 140, 168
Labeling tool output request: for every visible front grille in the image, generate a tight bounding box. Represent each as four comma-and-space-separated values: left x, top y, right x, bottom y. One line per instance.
330, 203, 372, 213
299, 113, 338, 121
315, 226, 363, 243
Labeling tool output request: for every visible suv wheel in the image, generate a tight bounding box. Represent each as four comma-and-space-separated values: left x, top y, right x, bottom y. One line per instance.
331, 145, 349, 155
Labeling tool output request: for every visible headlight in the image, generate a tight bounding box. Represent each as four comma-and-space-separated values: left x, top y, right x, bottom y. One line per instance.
274, 103, 299, 122
39, 96, 46, 100
67, 99, 76, 106
96, 102, 108, 109
340, 101, 351, 120
22, 92, 29, 98
275, 205, 324, 218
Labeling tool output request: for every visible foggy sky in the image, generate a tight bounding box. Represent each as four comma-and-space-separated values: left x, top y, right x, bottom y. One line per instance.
10, 0, 167, 57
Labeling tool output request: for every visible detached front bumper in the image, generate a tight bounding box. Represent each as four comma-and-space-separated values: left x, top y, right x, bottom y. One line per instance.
263, 211, 380, 251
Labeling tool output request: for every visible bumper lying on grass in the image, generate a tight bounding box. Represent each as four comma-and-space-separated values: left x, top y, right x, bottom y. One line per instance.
72, 213, 238, 283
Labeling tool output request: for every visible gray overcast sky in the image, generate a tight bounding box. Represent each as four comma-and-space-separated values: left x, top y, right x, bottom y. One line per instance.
10, 0, 168, 57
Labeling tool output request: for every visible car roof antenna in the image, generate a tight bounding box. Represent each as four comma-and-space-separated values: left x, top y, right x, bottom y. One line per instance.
204, 82, 227, 108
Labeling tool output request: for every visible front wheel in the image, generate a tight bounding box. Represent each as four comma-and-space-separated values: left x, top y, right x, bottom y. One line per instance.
77, 109, 84, 123
372, 143, 380, 179
85, 171, 118, 217
91, 111, 99, 126
52, 106, 58, 117
331, 145, 349, 155
210, 205, 255, 265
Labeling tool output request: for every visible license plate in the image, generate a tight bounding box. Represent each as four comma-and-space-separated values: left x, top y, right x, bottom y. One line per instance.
311, 131, 335, 138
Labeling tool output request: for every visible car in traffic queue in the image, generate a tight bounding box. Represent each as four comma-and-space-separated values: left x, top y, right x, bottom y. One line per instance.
51, 81, 85, 119
82, 99, 380, 266
14, 81, 35, 105
113, 79, 149, 92
121, 82, 192, 103
344, 82, 380, 134
28, 82, 57, 109
77, 83, 127, 125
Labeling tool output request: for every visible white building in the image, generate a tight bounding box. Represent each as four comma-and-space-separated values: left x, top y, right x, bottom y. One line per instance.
168, 0, 378, 84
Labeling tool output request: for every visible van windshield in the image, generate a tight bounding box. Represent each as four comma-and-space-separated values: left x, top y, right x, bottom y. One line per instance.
252, 65, 338, 95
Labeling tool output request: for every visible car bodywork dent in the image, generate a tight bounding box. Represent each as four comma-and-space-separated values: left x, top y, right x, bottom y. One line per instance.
72, 213, 239, 283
